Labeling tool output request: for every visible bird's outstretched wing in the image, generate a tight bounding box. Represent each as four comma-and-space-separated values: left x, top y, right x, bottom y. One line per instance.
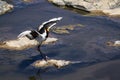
18, 30, 32, 38
38, 17, 63, 32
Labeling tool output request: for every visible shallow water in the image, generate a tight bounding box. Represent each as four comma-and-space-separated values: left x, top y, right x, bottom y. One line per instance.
0, 0, 120, 80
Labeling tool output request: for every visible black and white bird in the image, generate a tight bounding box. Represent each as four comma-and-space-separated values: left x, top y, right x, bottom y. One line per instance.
18, 17, 63, 60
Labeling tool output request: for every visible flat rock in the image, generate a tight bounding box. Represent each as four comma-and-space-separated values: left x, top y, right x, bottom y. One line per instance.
0, 0, 13, 15
0, 37, 58, 50
48, 0, 120, 16
32, 59, 81, 68
107, 40, 120, 47
52, 24, 84, 34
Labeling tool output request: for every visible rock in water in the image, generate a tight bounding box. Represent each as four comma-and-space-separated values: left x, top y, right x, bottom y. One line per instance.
0, 0, 13, 15
32, 59, 82, 68
0, 37, 58, 50
42, 37, 58, 44
48, 0, 120, 16
52, 24, 84, 34
114, 41, 120, 46
107, 40, 120, 47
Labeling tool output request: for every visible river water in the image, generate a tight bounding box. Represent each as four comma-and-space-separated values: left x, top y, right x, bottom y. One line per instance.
0, 0, 120, 80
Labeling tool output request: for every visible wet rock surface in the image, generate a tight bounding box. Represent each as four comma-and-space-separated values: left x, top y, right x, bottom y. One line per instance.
52, 24, 84, 34
48, 0, 120, 16
0, 0, 13, 15
0, 37, 58, 50
32, 59, 70, 68
107, 40, 120, 47
32, 59, 82, 68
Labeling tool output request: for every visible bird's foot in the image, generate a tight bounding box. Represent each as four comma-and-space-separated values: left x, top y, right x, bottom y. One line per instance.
41, 54, 49, 61
44, 56, 49, 61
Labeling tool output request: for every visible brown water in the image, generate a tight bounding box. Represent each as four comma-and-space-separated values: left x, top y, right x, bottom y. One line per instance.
0, 0, 120, 80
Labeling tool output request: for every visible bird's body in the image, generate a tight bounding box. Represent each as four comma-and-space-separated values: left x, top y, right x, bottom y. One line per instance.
18, 17, 62, 40
18, 17, 63, 60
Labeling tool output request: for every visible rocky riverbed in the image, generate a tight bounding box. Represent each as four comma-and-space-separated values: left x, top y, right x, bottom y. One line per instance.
48, 0, 120, 16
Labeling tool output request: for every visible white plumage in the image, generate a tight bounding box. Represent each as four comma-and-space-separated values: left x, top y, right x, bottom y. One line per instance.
38, 17, 62, 30
17, 17, 63, 60
18, 17, 63, 40
18, 30, 32, 38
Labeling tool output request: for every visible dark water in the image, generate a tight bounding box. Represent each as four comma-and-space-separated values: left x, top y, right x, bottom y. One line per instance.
0, 0, 120, 80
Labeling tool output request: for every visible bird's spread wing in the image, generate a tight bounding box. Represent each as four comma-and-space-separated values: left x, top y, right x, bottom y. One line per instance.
38, 17, 63, 31
18, 30, 32, 38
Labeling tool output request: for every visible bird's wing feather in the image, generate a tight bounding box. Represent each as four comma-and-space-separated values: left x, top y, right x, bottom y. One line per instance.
38, 17, 62, 31
18, 30, 32, 38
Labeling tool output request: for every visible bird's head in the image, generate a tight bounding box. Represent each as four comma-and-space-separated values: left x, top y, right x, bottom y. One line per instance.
46, 27, 50, 32
38, 17, 63, 40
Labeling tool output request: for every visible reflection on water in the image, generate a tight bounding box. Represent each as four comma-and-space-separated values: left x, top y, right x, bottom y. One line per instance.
28, 68, 47, 80
28, 67, 57, 80
0, 0, 120, 80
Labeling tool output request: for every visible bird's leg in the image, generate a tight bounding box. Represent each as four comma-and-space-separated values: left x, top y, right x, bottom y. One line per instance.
37, 41, 48, 61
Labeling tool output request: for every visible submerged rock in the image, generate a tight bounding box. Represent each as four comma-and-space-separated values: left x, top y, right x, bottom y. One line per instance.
32, 59, 82, 68
0, 37, 58, 50
52, 24, 84, 34
0, 0, 13, 15
52, 28, 69, 34
48, 0, 120, 16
